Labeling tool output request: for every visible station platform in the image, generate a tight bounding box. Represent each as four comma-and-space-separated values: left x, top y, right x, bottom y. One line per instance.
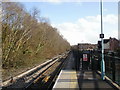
53, 53, 79, 89
53, 53, 117, 90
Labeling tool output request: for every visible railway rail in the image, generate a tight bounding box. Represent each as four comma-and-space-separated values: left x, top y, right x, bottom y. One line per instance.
27, 52, 69, 89
2, 51, 70, 89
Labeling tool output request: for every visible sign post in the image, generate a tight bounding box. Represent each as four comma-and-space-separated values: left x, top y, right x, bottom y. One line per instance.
100, 0, 105, 80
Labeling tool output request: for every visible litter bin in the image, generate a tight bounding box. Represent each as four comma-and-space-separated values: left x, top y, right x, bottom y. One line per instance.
82, 50, 90, 70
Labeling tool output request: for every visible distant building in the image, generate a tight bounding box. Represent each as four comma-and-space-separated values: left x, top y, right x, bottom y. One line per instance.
104, 39, 110, 52
78, 43, 97, 51
119, 40, 120, 47
98, 37, 119, 52
110, 37, 120, 52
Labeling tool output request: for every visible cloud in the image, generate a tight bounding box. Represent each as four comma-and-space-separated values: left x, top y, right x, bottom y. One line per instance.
6, 0, 119, 2
104, 14, 118, 24
5, 0, 61, 2
45, 0, 60, 2
103, 8, 108, 12
52, 14, 118, 45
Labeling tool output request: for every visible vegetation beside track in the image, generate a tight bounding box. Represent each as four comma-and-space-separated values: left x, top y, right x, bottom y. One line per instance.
2, 2, 70, 80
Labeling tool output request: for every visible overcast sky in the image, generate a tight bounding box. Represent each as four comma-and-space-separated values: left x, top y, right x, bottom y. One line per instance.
20, 0, 118, 45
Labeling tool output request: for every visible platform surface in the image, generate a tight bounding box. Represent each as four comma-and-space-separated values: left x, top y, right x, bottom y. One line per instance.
78, 70, 115, 90
53, 53, 79, 89
53, 53, 116, 90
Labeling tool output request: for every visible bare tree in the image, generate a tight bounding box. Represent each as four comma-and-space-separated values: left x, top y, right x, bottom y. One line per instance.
2, 2, 70, 76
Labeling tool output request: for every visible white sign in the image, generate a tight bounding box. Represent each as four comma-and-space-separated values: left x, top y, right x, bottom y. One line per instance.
83, 54, 88, 61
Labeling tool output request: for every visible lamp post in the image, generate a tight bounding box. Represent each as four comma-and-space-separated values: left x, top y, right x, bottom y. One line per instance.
100, 0, 105, 80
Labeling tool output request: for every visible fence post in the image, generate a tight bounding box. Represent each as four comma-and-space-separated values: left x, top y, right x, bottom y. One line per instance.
98, 52, 101, 71
112, 53, 116, 82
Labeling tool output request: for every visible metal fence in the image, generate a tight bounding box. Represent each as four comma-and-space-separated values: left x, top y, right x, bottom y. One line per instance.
105, 55, 120, 86
92, 51, 120, 86
72, 49, 120, 86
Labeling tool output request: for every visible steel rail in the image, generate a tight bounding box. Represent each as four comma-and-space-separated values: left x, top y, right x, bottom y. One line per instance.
2, 53, 67, 88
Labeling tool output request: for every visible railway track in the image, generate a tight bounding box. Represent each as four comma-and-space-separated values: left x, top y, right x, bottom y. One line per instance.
2, 52, 70, 89
27, 52, 70, 89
